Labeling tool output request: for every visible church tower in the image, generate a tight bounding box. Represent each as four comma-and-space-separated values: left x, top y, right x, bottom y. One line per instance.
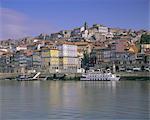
84, 22, 88, 30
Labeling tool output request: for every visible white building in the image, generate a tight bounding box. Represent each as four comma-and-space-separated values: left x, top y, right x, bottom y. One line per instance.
88, 24, 109, 40
95, 25, 109, 36
58, 44, 77, 57
82, 30, 89, 39
16, 45, 27, 51
58, 44, 79, 73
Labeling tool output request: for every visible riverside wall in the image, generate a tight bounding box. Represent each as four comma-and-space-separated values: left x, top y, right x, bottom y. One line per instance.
0, 72, 149, 80
116, 72, 150, 80
0, 73, 18, 79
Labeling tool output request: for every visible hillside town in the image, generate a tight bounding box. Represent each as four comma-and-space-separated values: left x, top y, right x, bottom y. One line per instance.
0, 23, 150, 78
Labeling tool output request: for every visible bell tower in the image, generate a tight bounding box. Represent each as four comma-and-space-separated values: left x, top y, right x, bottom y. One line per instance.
84, 22, 88, 30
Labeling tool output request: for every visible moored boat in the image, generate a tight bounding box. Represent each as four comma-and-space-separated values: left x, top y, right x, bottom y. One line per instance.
16, 72, 46, 81
16, 75, 38, 81
80, 69, 120, 81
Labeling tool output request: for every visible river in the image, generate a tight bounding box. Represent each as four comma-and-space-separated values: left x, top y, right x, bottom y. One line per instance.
0, 80, 149, 120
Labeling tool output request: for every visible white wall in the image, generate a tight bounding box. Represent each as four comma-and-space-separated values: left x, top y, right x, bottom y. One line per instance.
59, 44, 77, 57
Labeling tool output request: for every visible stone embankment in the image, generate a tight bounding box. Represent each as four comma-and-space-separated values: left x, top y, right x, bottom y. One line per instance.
0, 72, 149, 80
0, 73, 18, 79
116, 72, 150, 80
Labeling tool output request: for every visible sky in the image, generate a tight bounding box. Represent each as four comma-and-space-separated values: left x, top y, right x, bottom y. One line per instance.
0, 0, 149, 40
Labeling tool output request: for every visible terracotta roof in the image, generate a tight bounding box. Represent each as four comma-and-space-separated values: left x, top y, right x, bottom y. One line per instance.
1, 52, 13, 56
128, 44, 139, 53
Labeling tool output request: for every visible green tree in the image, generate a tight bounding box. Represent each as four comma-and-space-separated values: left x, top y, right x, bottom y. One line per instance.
140, 34, 150, 44
82, 52, 90, 69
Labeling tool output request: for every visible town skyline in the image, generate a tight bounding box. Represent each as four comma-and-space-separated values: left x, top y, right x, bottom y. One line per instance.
0, 21, 149, 41
0, 0, 149, 40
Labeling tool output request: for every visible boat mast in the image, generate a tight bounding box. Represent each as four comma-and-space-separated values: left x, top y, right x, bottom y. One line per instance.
112, 61, 116, 73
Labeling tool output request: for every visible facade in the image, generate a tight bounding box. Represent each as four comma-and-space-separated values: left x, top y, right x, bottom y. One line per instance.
40, 47, 60, 73
58, 44, 78, 73
89, 24, 108, 36
94, 33, 106, 42
51, 33, 63, 40
14, 51, 33, 74
0, 53, 14, 73
49, 48, 60, 73
16, 45, 27, 51
60, 30, 72, 38
0, 23, 149, 74
32, 50, 42, 72
90, 47, 112, 69
90, 40, 138, 71
141, 44, 150, 54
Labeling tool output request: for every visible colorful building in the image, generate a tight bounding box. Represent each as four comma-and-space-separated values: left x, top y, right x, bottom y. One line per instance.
58, 44, 78, 73
40, 46, 59, 73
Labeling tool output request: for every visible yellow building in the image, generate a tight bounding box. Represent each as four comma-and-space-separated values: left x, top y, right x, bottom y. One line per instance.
49, 49, 60, 73
58, 44, 78, 73
41, 47, 60, 73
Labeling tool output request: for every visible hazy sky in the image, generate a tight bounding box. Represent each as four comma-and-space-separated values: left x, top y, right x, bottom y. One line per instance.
0, 0, 149, 40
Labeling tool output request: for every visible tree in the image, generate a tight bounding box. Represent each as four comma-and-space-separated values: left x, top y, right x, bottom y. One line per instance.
82, 52, 90, 69
140, 34, 150, 44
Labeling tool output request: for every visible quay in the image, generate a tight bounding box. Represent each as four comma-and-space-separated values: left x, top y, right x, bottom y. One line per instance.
0, 73, 18, 80
0, 72, 149, 80
116, 72, 150, 80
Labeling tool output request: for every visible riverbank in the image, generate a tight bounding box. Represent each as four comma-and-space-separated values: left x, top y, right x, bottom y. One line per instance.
0, 73, 18, 79
116, 72, 150, 80
0, 72, 149, 80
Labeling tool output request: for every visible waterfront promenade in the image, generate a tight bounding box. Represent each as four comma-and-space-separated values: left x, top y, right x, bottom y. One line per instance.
0, 73, 18, 79
0, 71, 149, 80
117, 72, 149, 77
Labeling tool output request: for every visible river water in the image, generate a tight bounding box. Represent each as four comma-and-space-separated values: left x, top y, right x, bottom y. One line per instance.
0, 80, 149, 120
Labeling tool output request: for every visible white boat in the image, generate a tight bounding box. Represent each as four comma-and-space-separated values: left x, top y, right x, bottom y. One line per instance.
17, 72, 43, 81
80, 70, 120, 81
17, 75, 38, 81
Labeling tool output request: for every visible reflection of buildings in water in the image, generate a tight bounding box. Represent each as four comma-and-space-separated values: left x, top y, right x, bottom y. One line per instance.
25, 81, 41, 98
78, 81, 119, 115
48, 81, 63, 108
80, 81, 117, 88
48, 81, 81, 109
80, 81, 117, 94
18, 81, 42, 106
32, 81, 40, 87
62, 82, 79, 106
19, 81, 40, 87
19, 81, 41, 95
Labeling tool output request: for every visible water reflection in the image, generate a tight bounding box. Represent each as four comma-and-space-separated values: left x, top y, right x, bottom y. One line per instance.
80, 81, 117, 94
47, 81, 82, 111
80, 81, 117, 88
0, 80, 149, 119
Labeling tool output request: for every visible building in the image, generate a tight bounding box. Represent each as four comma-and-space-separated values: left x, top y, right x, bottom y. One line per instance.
40, 46, 60, 73
49, 47, 60, 73
51, 32, 63, 40
16, 45, 27, 51
32, 50, 42, 72
60, 30, 72, 38
58, 44, 78, 73
13, 51, 33, 74
0, 52, 14, 73
90, 46, 111, 69
89, 24, 108, 35
90, 39, 139, 71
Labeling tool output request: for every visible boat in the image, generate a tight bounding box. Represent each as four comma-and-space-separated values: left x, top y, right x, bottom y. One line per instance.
80, 69, 120, 81
16, 75, 37, 81
17, 72, 42, 81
